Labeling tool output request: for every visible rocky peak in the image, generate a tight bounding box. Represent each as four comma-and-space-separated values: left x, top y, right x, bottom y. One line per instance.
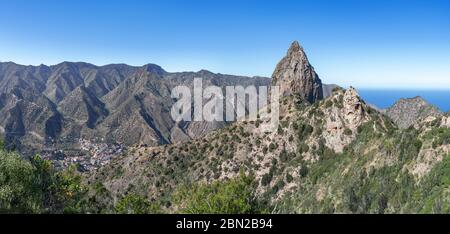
343, 87, 366, 126
287, 41, 304, 57
141, 64, 166, 77
386, 96, 442, 129
271, 41, 323, 103
321, 87, 370, 153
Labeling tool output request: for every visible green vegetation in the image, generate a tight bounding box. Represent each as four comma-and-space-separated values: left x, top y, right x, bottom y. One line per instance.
0, 143, 89, 213
0, 150, 42, 213
274, 120, 450, 214
115, 194, 162, 214
296, 122, 314, 141
261, 173, 272, 186
424, 127, 450, 148
344, 128, 352, 136
299, 164, 309, 178
324, 100, 333, 108
173, 172, 265, 214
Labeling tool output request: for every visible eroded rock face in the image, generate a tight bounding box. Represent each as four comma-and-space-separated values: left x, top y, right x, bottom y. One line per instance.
322, 87, 369, 153
343, 87, 367, 127
271, 41, 323, 103
442, 116, 450, 128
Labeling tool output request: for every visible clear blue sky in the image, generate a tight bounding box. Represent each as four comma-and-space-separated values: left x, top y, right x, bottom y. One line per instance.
0, 0, 449, 89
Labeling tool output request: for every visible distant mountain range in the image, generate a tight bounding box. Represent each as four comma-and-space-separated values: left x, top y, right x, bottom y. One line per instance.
0, 59, 343, 160
0, 62, 268, 156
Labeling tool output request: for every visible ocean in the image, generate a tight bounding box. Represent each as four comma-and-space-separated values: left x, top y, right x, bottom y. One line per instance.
357, 89, 450, 112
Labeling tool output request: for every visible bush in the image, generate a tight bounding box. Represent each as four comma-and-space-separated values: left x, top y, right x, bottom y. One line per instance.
0, 151, 89, 214
299, 143, 310, 154
297, 123, 314, 141
286, 173, 293, 183
299, 165, 309, 178
279, 149, 288, 162
278, 126, 284, 135
0, 151, 42, 213
261, 173, 273, 186
288, 135, 294, 142
325, 100, 333, 108
271, 180, 285, 195
269, 143, 278, 152
344, 128, 353, 136
115, 194, 161, 214
174, 172, 263, 214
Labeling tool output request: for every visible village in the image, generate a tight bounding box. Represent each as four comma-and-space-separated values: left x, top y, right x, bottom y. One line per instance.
41, 138, 125, 171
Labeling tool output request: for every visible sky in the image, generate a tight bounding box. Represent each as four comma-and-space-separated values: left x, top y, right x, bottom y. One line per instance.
0, 0, 449, 89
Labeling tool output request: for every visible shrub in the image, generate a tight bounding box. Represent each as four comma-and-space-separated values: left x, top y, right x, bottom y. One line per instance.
115, 194, 161, 214
279, 149, 288, 162
0, 152, 90, 214
174, 172, 263, 214
344, 128, 353, 136
288, 135, 294, 142
325, 100, 333, 108
269, 143, 278, 152
0, 151, 42, 213
278, 126, 284, 135
286, 173, 293, 183
299, 143, 310, 154
297, 123, 314, 141
299, 165, 309, 178
261, 173, 273, 186
271, 180, 285, 194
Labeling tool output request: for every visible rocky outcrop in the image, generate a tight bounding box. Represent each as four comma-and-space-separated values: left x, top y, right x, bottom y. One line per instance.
343, 87, 368, 127
322, 87, 370, 153
271, 41, 323, 103
386, 96, 442, 129
441, 116, 450, 128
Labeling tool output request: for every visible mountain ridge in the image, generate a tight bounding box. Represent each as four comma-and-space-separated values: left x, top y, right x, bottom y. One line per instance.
0, 59, 339, 161
386, 96, 443, 129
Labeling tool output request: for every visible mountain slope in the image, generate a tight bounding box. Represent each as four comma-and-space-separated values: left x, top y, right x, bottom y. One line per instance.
386, 96, 443, 129
58, 86, 109, 129
0, 61, 272, 159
